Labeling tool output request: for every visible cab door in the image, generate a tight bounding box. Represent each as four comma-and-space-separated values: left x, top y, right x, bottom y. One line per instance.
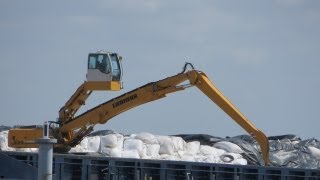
110, 54, 122, 81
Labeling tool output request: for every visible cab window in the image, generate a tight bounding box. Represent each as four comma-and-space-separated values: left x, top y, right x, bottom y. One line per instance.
88, 56, 97, 69
110, 54, 121, 81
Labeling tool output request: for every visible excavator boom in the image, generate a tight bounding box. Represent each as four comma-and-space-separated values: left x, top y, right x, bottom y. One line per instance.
58, 67, 270, 165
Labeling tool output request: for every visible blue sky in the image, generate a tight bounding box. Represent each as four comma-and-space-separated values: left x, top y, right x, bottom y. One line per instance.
1, 0, 319, 139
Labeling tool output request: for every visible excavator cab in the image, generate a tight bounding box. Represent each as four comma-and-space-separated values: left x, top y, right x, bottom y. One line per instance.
87, 51, 122, 82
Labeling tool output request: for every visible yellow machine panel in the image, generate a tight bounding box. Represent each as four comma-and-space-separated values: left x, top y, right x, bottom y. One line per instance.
8, 128, 43, 148
85, 81, 122, 91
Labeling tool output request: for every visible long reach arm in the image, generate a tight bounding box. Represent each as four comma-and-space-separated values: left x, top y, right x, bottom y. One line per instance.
58, 64, 270, 165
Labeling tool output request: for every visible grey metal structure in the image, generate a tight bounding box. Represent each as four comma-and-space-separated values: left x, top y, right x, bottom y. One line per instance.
0, 151, 319, 180
36, 122, 57, 180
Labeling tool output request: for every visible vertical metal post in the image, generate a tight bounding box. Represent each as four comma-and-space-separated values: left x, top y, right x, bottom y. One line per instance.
36, 122, 57, 180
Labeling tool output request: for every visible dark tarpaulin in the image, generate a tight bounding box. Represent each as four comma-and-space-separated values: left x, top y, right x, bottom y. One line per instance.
226, 135, 264, 166
175, 133, 320, 169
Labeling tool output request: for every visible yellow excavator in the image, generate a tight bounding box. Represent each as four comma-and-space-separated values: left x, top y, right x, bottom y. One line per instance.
8, 51, 270, 165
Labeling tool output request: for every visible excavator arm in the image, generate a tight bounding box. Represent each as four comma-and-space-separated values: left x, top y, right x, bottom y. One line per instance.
59, 64, 270, 165
58, 81, 121, 125
192, 71, 270, 165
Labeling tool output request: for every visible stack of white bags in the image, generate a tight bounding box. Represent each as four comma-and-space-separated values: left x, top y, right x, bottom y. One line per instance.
69, 132, 248, 165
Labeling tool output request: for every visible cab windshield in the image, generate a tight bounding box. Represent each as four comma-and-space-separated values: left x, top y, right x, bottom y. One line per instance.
88, 54, 111, 74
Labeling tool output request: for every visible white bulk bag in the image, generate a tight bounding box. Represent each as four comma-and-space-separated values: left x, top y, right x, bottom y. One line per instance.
86, 136, 101, 152
80, 137, 89, 149
101, 147, 122, 157
121, 150, 140, 159
308, 146, 320, 160
171, 136, 186, 151
146, 144, 160, 158
159, 138, 174, 155
135, 132, 158, 144
186, 141, 200, 155
100, 134, 118, 148
124, 138, 145, 156
0, 131, 15, 151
